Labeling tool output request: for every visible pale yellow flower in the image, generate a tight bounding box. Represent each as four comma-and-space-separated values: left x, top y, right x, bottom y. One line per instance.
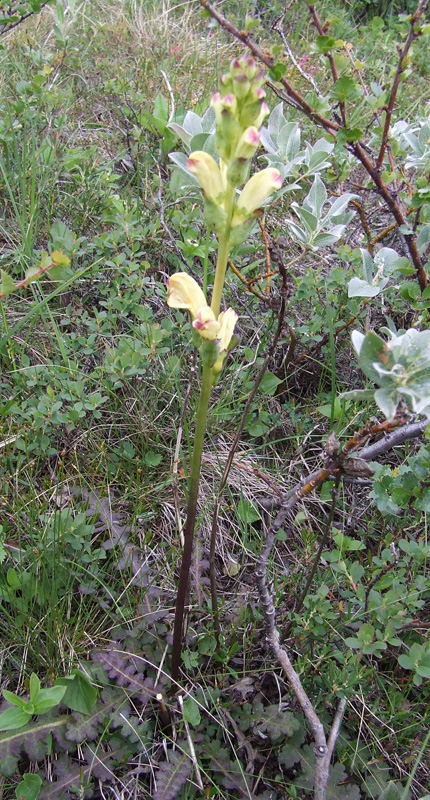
193, 307, 221, 340
186, 152, 225, 203
217, 308, 238, 352
167, 272, 238, 363
232, 168, 282, 226
167, 273, 206, 318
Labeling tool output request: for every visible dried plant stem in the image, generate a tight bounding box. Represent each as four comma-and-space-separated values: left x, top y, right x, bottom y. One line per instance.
171, 364, 214, 682
255, 508, 346, 800
177, 694, 204, 792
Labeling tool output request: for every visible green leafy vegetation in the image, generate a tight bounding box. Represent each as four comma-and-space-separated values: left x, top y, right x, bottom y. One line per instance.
0, 0, 429, 798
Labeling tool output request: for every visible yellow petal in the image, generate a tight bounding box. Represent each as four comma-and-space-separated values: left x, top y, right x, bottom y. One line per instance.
217, 308, 238, 352
167, 273, 207, 318
233, 168, 282, 225
186, 152, 225, 203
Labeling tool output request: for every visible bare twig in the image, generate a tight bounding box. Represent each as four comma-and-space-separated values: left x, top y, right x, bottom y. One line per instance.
177, 694, 204, 792
272, 13, 323, 98
254, 504, 347, 800
375, 0, 428, 171
308, 4, 346, 127
0, 0, 52, 37
358, 418, 428, 460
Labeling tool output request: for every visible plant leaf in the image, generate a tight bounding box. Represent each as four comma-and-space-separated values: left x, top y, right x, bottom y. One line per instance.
0, 707, 32, 732
55, 671, 98, 715
14, 773, 42, 800
153, 748, 192, 800
1, 270, 16, 296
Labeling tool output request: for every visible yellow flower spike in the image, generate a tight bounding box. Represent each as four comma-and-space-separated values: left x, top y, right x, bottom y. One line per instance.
186, 152, 225, 204
232, 168, 282, 225
166, 272, 207, 318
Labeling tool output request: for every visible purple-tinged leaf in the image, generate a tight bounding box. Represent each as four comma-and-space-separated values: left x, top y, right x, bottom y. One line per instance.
153, 748, 192, 800
0, 717, 69, 777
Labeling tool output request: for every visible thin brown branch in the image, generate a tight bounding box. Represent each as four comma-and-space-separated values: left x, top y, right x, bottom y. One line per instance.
287, 303, 368, 371
352, 200, 374, 255
0, 0, 52, 37
376, 0, 428, 171
228, 259, 268, 302
308, 4, 347, 127
0, 259, 58, 299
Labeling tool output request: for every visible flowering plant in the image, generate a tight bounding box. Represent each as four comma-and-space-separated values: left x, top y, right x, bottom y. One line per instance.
167, 54, 282, 680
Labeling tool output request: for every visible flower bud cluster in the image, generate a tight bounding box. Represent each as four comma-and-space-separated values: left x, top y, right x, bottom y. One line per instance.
184, 55, 282, 243
212, 54, 269, 168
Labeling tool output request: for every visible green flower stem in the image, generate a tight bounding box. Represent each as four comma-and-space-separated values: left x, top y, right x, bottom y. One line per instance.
210, 183, 236, 317
171, 363, 215, 682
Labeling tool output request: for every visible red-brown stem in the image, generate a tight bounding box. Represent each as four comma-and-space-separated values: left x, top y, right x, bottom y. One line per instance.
0, 260, 57, 299
376, 0, 428, 171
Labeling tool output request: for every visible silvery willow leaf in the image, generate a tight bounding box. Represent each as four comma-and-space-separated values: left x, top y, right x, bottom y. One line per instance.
350, 328, 430, 419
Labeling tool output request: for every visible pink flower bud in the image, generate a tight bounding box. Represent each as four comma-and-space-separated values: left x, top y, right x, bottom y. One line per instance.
234, 126, 260, 159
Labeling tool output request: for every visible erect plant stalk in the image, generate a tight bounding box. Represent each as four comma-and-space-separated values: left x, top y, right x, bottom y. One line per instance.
171, 364, 214, 683
210, 185, 235, 317
168, 52, 281, 682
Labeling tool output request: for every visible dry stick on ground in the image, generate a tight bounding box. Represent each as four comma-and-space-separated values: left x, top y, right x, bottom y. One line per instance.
199, 0, 429, 292
258, 417, 428, 515
255, 500, 346, 800
209, 256, 289, 642
254, 416, 420, 800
